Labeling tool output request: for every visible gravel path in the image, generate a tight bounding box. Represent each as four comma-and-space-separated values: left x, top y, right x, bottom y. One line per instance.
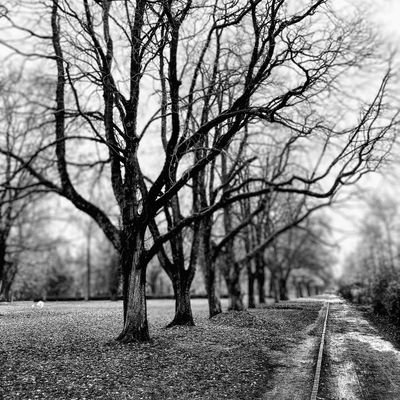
319, 298, 400, 399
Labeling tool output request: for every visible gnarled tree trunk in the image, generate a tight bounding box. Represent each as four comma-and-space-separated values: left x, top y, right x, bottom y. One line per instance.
167, 272, 195, 327
117, 264, 149, 342
117, 232, 150, 343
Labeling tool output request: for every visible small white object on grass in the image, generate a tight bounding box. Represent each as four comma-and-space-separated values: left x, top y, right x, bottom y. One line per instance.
32, 301, 44, 309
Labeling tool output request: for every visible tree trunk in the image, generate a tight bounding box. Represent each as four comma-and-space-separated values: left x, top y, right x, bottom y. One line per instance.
116, 234, 150, 343
0, 242, 5, 301
0, 249, 14, 302
269, 270, 279, 301
296, 282, 304, 298
220, 153, 243, 311
121, 249, 131, 323
225, 262, 244, 311
205, 260, 222, 317
278, 277, 288, 301
109, 253, 120, 301
247, 261, 256, 308
85, 221, 93, 301
228, 282, 244, 311
1, 276, 13, 302
167, 275, 195, 327
202, 225, 222, 318
117, 263, 149, 342
0, 280, 6, 302
255, 255, 265, 304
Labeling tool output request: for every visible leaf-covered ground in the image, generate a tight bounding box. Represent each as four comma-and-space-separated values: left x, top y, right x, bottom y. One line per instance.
0, 299, 321, 399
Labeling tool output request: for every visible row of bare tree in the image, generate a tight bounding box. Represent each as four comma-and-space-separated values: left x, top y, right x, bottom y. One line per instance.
0, 0, 398, 342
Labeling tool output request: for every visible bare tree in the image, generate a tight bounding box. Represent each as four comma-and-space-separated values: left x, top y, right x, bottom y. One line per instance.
0, 0, 398, 342
344, 192, 400, 285
0, 71, 52, 301
264, 213, 334, 300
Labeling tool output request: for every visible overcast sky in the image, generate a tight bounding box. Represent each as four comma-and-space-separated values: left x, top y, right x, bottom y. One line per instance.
329, 0, 400, 277
373, 0, 400, 42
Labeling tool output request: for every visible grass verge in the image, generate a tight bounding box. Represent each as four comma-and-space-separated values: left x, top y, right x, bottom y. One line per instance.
357, 305, 400, 350
0, 300, 320, 400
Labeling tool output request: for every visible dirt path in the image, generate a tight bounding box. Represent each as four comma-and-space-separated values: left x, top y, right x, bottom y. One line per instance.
260, 297, 327, 400
319, 298, 400, 400
260, 295, 400, 399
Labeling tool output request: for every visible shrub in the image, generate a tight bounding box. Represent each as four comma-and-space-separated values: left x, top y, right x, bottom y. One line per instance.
340, 271, 400, 325
353, 286, 370, 304
382, 280, 400, 325
370, 273, 392, 315
339, 284, 355, 301
339, 282, 369, 304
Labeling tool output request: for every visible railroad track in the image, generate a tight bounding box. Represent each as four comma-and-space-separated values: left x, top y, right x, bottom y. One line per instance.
310, 301, 330, 400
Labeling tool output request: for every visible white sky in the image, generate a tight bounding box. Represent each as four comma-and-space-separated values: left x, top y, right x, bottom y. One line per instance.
372, 1, 400, 43
3, 1, 398, 277
329, 0, 400, 277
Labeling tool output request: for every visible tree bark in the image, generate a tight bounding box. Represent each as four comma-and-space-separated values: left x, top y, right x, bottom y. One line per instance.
255, 255, 265, 304
0, 241, 5, 300
296, 282, 304, 298
228, 283, 244, 311
269, 269, 279, 301
0, 245, 14, 302
278, 277, 289, 301
167, 274, 195, 327
117, 262, 149, 342
116, 232, 150, 343
109, 253, 120, 301
247, 261, 256, 308
202, 224, 222, 317
225, 261, 244, 311
208, 270, 222, 317
120, 246, 132, 323
219, 152, 244, 311
85, 221, 93, 301
0, 268, 15, 302
205, 259, 222, 317
306, 282, 312, 297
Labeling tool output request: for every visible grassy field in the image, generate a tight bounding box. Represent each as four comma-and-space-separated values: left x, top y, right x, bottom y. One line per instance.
0, 299, 322, 400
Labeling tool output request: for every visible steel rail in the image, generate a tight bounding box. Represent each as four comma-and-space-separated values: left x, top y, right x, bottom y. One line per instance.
310, 301, 330, 400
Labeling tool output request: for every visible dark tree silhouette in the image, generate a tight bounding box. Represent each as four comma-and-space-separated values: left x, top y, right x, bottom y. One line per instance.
0, 0, 397, 341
